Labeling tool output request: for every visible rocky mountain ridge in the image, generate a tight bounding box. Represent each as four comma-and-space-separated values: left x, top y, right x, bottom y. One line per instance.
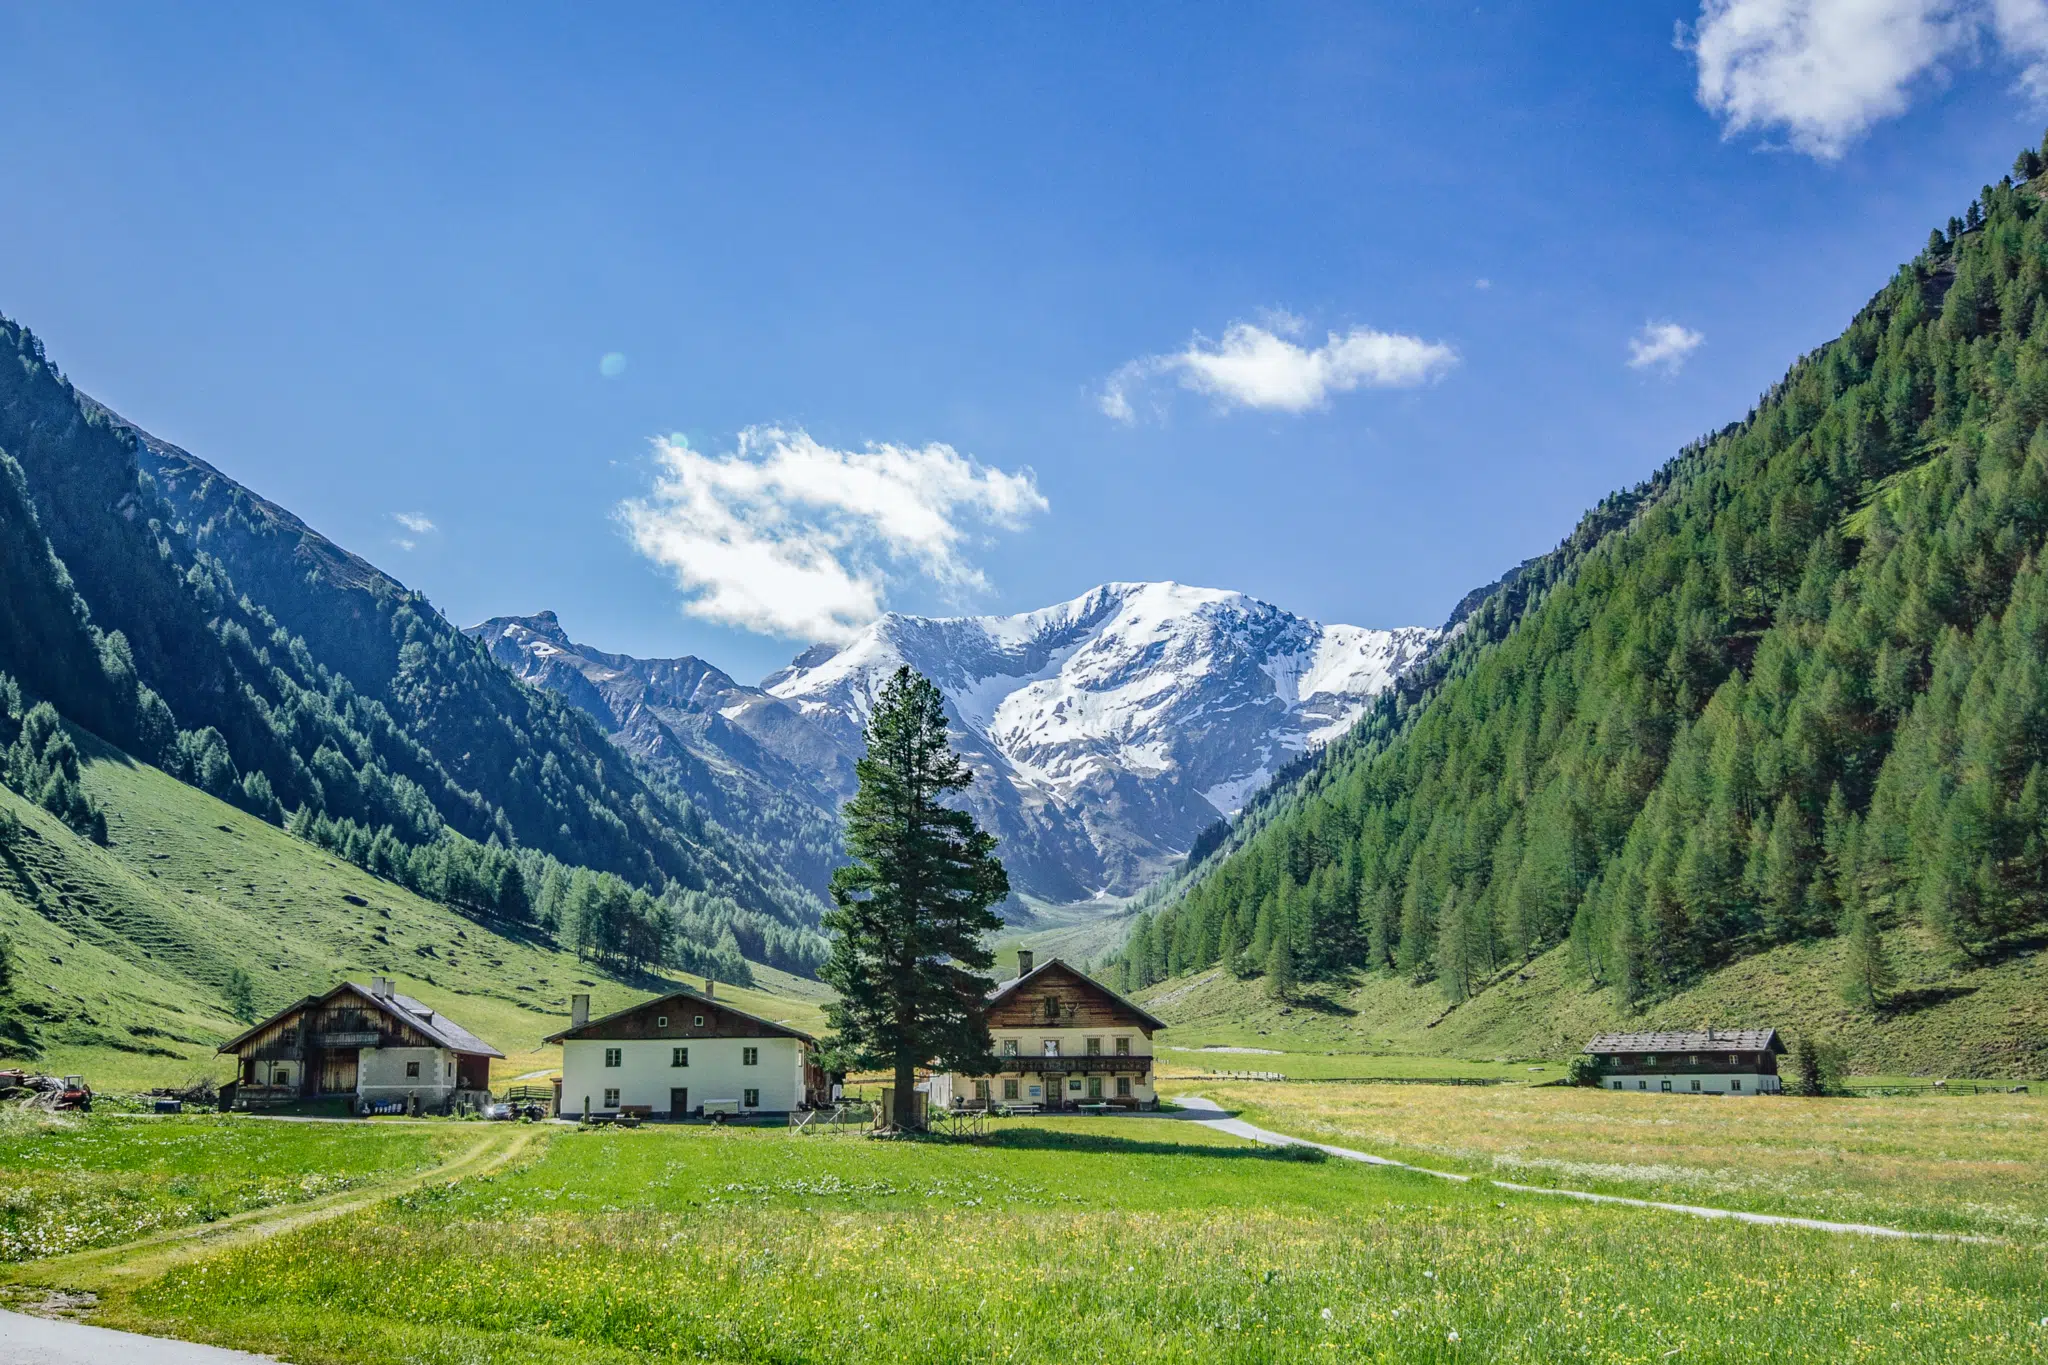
473, 583, 1436, 905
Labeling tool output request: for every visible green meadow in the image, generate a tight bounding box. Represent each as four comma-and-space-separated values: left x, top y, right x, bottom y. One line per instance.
5, 1111, 2043, 1364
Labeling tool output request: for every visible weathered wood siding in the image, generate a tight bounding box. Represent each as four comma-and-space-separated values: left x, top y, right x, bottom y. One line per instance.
987, 963, 1155, 1032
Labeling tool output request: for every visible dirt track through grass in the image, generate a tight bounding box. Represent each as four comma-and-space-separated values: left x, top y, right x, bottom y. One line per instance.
2, 1124, 543, 1294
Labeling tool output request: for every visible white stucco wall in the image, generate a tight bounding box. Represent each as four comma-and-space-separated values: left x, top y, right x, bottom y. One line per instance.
1606, 1073, 1781, 1095
559, 1036, 805, 1117
358, 1046, 457, 1101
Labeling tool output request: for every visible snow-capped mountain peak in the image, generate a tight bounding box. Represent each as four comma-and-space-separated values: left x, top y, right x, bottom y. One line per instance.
766, 582, 1437, 895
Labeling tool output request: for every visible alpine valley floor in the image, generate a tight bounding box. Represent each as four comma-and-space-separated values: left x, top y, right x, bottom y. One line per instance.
2, 1107, 2044, 1364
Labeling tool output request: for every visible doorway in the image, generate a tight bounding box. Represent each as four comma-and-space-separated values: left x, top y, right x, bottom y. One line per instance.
670, 1087, 689, 1118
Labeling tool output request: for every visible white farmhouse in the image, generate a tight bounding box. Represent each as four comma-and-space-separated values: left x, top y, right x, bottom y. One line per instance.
1584, 1028, 1785, 1095
547, 982, 824, 1120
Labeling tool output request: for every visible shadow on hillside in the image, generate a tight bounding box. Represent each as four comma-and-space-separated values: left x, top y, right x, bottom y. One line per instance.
1884, 983, 1978, 1015
1280, 989, 1356, 1017
984, 1124, 1323, 1164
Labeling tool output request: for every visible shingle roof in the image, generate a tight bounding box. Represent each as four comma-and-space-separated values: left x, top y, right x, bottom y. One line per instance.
1583, 1028, 1783, 1055
541, 983, 816, 1044
215, 981, 505, 1059
991, 957, 1169, 1032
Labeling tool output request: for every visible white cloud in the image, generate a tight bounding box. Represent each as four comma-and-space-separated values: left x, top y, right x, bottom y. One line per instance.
1628, 321, 1707, 373
618, 426, 1048, 642
1102, 316, 1457, 422
1687, 0, 2048, 159
392, 512, 437, 534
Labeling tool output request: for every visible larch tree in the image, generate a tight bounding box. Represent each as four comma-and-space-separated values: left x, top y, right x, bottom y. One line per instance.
821, 666, 1008, 1130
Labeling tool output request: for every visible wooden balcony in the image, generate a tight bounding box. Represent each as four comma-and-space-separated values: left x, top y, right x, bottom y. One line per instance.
983, 1053, 1153, 1074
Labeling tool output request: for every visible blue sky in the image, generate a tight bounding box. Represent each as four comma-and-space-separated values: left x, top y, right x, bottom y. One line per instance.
4, 3, 2047, 681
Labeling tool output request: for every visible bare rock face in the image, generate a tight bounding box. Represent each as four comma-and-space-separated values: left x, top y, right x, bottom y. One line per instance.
472, 583, 1436, 905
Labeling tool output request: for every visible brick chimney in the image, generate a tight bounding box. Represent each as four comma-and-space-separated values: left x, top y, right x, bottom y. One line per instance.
570, 994, 589, 1028
1017, 949, 1034, 977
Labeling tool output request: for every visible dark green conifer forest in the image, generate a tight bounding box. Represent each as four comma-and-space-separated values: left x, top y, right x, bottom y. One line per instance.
1116, 140, 2048, 1009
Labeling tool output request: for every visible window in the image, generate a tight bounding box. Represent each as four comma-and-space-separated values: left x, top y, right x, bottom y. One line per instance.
1661, 1079, 1672, 1092
603, 1088, 620, 1108
405, 1061, 420, 1078
1116, 1076, 1131, 1098
1610, 1080, 1622, 1090
1043, 995, 1061, 1021
1001, 1039, 1019, 1057
1086, 1037, 1102, 1056
742, 1047, 759, 1066
1690, 1079, 1701, 1092
604, 1048, 622, 1068
1042, 1039, 1060, 1056
1730, 1079, 1741, 1092
1689, 1054, 1700, 1065
656, 1016, 668, 1029
1068, 1077, 1083, 1092
974, 1080, 990, 1101
742, 1088, 759, 1108
1088, 1076, 1104, 1100
694, 1015, 705, 1028
1003, 1079, 1019, 1100
1728, 1053, 1740, 1064
672, 1047, 689, 1068
1638, 1080, 1647, 1090
1115, 1037, 1131, 1056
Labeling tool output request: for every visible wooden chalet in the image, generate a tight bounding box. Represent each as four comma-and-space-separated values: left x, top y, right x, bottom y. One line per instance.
1583, 1028, 1785, 1095
930, 951, 1167, 1112
218, 976, 502, 1113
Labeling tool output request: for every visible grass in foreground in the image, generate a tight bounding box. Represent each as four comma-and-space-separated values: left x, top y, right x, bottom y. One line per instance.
1176, 1078, 2048, 1238
69, 1118, 2048, 1363
0, 1110, 472, 1262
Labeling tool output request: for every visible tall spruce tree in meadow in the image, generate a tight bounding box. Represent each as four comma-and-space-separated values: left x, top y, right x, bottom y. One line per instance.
821, 666, 1009, 1130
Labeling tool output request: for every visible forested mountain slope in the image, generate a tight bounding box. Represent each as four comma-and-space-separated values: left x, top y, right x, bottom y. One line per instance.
0, 316, 824, 974
0, 736, 829, 1090
1119, 145, 2048, 1039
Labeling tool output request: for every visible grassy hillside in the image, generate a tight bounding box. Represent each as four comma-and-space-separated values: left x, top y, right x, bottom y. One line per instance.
1140, 927, 2048, 1078
0, 736, 828, 1092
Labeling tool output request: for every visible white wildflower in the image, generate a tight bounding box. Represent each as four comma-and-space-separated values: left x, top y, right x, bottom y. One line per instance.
1447, 1329, 1460, 1343
1320, 1308, 1333, 1321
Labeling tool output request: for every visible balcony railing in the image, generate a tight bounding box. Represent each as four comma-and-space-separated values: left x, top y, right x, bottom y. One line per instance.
979, 1053, 1153, 1074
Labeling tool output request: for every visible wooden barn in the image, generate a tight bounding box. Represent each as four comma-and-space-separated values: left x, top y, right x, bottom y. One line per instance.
929, 951, 1166, 1112
1583, 1028, 1785, 1095
218, 977, 502, 1113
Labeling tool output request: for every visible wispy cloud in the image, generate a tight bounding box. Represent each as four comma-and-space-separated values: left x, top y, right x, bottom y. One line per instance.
393, 512, 437, 534
1101, 315, 1457, 423
618, 426, 1048, 642
1628, 321, 1706, 373
1685, 0, 2048, 160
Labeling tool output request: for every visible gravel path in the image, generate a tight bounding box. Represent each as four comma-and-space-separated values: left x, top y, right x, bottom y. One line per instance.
1171, 1095, 1992, 1242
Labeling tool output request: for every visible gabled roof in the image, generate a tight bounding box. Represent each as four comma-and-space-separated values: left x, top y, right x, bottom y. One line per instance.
990, 956, 1169, 1032
1583, 1028, 1783, 1056
542, 983, 816, 1044
216, 981, 505, 1058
